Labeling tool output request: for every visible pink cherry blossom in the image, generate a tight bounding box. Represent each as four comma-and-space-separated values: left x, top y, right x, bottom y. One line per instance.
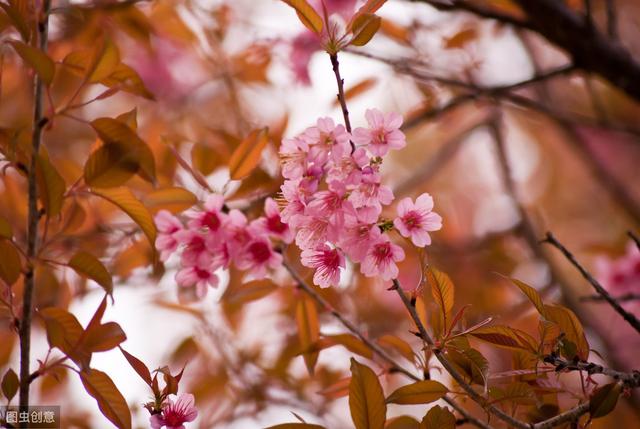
303, 117, 351, 163
236, 234, 283, 278
305, 181, 355, 228
328, 147, 369, 186
349, 167, 394, 210
280, 136, 310, 180
280, 179, 307, 229
186, 194, 226, 235
150, 393, 198, 429
393, 193, 443, 247
295, 215, 332, 249
154, 210, 184, 261
221, 209, 252, 259
301, 244, 346, 288
596, 241, 640, 295
175, 230, 212, 268
353, 109, 406, 157
339, 208, 382, 263
175, 265, 219, 299
361, 234, 405, 281
253, 198, 294, 243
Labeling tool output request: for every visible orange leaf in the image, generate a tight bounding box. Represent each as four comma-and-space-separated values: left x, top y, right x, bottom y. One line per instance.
91, 187, 157, 245
296, 294, 319, 375
425, 267, 454, 334
228, 127, 269, 180
386, 380, 448, 405
0, 240, 21, 285
68, 251, 113, 296
469, 325, 537, 353
9, 41, 55, 85
282, 0, 323, 34
349, 358, 386, 429
350, 14, 382, 47
80, 369, 132, 429
143, 187, 197, 214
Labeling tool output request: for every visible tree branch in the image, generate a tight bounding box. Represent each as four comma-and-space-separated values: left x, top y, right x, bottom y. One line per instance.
410, 0, 534, 30
282, 261, 493, 429
543, 232, 640, 334
511, 0, 640, 102
390, 280, 531, 429
329, 54, 352, 133
543, 354, 640, 389
19, 0, 51, 420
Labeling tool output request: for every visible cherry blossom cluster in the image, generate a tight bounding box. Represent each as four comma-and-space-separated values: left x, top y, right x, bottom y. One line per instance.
154, 194, 292, 299
279, 108, 442, 288
596, 240, 640, 315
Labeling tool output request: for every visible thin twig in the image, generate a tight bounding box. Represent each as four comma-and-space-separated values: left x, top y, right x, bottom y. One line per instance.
580, 292, 640, 303
628, 231, 640, 250
329, 53, 354, 153
543, 354, 640, 388
282, 261, 493, 429
543, 232, 640, 334
410, 0, 534, 30
19, 0, 51, 420
390, 280, 531, 429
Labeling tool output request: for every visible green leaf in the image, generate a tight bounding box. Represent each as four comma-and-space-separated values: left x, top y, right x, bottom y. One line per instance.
80, 369, 132, 429
68, 251, 113, 296
350, 13, 382, 47
0, 240, 21, 285
386, 380, 448, 405
589, 383, 621, 419
91, 187, 157, 245
1, 368, 19, 402
282, 0, 323, 34
421, 405, 456, 429
228, 127, 269, 180
36, 154, 66, 217
349, 358, 386, 429
9, 41, 55, 85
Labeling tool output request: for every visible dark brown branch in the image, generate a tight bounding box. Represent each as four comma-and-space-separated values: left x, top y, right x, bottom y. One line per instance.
329, 54, 352, 134
410, 0, 534, 30
580, 292, 640, 303
543, 354, 640, 388
511, 0, 640, 102
628, 231, 640, 251
20, 0, 51, 420
543, 232, 640, 334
